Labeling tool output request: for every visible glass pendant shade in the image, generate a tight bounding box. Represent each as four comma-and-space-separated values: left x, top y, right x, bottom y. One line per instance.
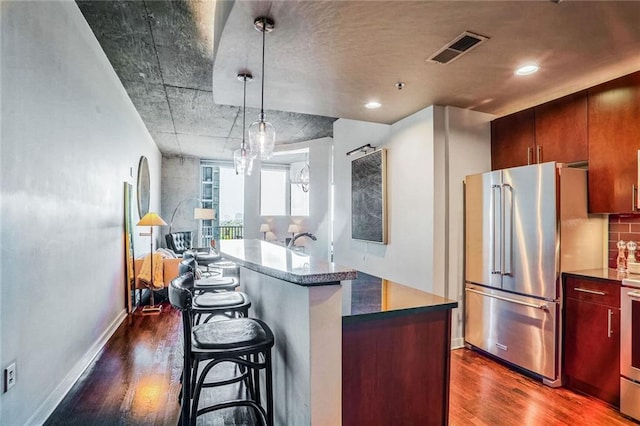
234, 146, 254, 176
295, 162, 310, 192
248, 118, 276, 160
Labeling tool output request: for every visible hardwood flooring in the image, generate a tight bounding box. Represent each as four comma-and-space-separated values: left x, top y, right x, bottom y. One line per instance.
46, 304, 636, 425
449, 349, 635, 426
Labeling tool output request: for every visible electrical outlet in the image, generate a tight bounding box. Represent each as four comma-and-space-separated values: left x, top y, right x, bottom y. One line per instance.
4, 362, 16, 392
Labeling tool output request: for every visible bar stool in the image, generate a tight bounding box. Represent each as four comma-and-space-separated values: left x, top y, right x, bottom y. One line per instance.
169, 273, 274, 426
178, 259, 250, 323
179, 258, 240, 293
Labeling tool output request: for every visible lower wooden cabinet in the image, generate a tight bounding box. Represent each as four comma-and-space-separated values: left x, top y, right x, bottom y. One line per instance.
564, 276, 620, 406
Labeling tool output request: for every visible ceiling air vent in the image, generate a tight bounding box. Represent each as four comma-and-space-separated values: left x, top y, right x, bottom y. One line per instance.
427, 31, 489, 65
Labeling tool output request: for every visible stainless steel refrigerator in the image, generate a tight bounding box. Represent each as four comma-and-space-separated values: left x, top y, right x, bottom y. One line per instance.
464, 162, 605, 387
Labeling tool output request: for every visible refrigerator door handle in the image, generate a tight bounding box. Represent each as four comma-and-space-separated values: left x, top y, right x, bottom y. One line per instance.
491, 184, 502, 275
466, 287, 549, 311
502, 183, 514, 276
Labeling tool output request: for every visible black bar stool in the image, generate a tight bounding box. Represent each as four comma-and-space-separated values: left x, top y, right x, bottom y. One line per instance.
179, 258, 240, 293
169, 273, 274, 426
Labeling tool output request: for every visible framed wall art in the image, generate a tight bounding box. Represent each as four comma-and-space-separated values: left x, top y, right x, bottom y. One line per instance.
351, 148, 387, 244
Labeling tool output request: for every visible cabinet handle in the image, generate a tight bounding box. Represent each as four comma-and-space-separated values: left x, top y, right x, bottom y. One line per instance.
573, 287, 606, 296
536, 145, 542, 164
527, 147, 533, 165
607, 309, 613, 338
633, 184, 638, 212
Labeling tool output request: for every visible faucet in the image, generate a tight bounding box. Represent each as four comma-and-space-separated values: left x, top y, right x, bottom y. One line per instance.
288, 232, 317, 248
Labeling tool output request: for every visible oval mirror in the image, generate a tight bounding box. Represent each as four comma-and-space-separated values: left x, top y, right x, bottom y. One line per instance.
137, 156, 150, 218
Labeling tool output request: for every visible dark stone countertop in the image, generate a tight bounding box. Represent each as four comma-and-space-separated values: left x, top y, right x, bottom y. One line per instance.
563, 268, 626, 284
342, 272, 458, 323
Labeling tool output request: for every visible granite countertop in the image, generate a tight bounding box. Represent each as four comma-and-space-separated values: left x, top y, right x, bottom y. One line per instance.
219, 239, 357, 286
342, 272, 458, 322
563, 268, 626, 283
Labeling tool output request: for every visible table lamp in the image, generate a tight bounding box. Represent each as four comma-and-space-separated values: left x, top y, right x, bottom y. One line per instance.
287, 224, 300, 239
260, 223, 271, 240
137, 212, 167, 313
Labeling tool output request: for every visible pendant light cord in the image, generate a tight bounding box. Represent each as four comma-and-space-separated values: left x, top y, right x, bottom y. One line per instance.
242, 76, 247, 149
260, 18, 266, 117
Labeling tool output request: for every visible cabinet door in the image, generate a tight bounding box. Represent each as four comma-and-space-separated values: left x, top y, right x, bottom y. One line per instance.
588, 71, 640, 213
491, 109, 535, 170
564, 297, 620, 406
534, 91, 588, 165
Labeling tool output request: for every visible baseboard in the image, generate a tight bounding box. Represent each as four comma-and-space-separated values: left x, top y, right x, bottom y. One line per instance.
451, 337, 465, 350
27, 309, 128, 425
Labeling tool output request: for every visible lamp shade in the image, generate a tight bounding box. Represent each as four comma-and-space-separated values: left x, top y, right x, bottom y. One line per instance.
194, 208, 215, 220
287, 224, 300, 234
266, 231, 277, 241
137, 212, 167, 227
259, 223, 271, 233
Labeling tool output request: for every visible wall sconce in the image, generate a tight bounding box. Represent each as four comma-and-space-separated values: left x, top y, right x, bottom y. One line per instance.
259, 223, 271, 240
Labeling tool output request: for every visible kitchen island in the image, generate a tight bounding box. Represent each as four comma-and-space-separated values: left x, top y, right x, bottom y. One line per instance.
219, 239, 457, 426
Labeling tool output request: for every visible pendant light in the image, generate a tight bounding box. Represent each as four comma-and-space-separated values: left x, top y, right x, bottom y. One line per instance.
248, 16, 276, 161
293, 152, 310, 193
234, 72, 254, 175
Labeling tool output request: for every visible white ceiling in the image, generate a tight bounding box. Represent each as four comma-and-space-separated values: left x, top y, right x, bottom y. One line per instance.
213, 0, 640, 124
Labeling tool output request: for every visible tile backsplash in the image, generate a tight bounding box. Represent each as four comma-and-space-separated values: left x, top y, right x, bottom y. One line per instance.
608, 214, 640, 268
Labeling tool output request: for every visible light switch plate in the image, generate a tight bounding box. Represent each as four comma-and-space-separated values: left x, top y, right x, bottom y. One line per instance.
4, 362, 16, 392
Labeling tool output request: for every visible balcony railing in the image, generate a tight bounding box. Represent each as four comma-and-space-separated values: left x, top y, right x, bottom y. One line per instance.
201, 225, 243, 247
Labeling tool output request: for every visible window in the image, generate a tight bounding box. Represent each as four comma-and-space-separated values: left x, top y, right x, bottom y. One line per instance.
260, 168, 287, 216
261, 148, 310, 217
201, 162, 244, 245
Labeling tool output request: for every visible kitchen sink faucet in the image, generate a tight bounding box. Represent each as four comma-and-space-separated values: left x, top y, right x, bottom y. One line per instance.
287, 232, 317, 248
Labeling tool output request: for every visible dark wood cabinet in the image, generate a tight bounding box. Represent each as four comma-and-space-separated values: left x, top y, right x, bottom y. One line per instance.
491, 91, 588, 170
588, 71, 640, 213
534, 91, 588, 165
491, 109, 535, 170
564, 276, 620, 406
343, 310, 453, 425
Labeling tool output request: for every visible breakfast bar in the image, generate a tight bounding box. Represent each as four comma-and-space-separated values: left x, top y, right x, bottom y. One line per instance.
219, 239, 457, 426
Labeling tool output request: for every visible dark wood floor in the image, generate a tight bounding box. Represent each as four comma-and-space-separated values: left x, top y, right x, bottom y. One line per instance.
46, 303, 636, 425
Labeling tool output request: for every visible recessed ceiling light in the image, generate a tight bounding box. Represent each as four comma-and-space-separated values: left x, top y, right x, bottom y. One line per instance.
515, 64, 539, 76
364, 101, 382, 109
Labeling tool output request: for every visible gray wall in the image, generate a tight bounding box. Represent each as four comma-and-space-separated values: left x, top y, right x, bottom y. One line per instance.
161, 155, 201, 243
1, 2, 162, 424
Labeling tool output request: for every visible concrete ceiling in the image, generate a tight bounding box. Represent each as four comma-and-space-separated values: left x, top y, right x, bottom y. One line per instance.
78, 0, 640, 159
76, 0, 336, 161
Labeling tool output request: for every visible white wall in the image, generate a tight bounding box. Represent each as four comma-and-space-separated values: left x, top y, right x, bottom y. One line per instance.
333, 114, 436, 290
333, 107, 493, 347
443, 107, 493, 346
0, 2, 162, 424
244, 138, 333, 260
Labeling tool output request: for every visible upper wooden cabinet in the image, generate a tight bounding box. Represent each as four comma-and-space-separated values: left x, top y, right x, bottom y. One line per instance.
534, 91, 588, 165
491, 109, 535, 170
491, 91, 588, 170
588, 71, 640, 214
